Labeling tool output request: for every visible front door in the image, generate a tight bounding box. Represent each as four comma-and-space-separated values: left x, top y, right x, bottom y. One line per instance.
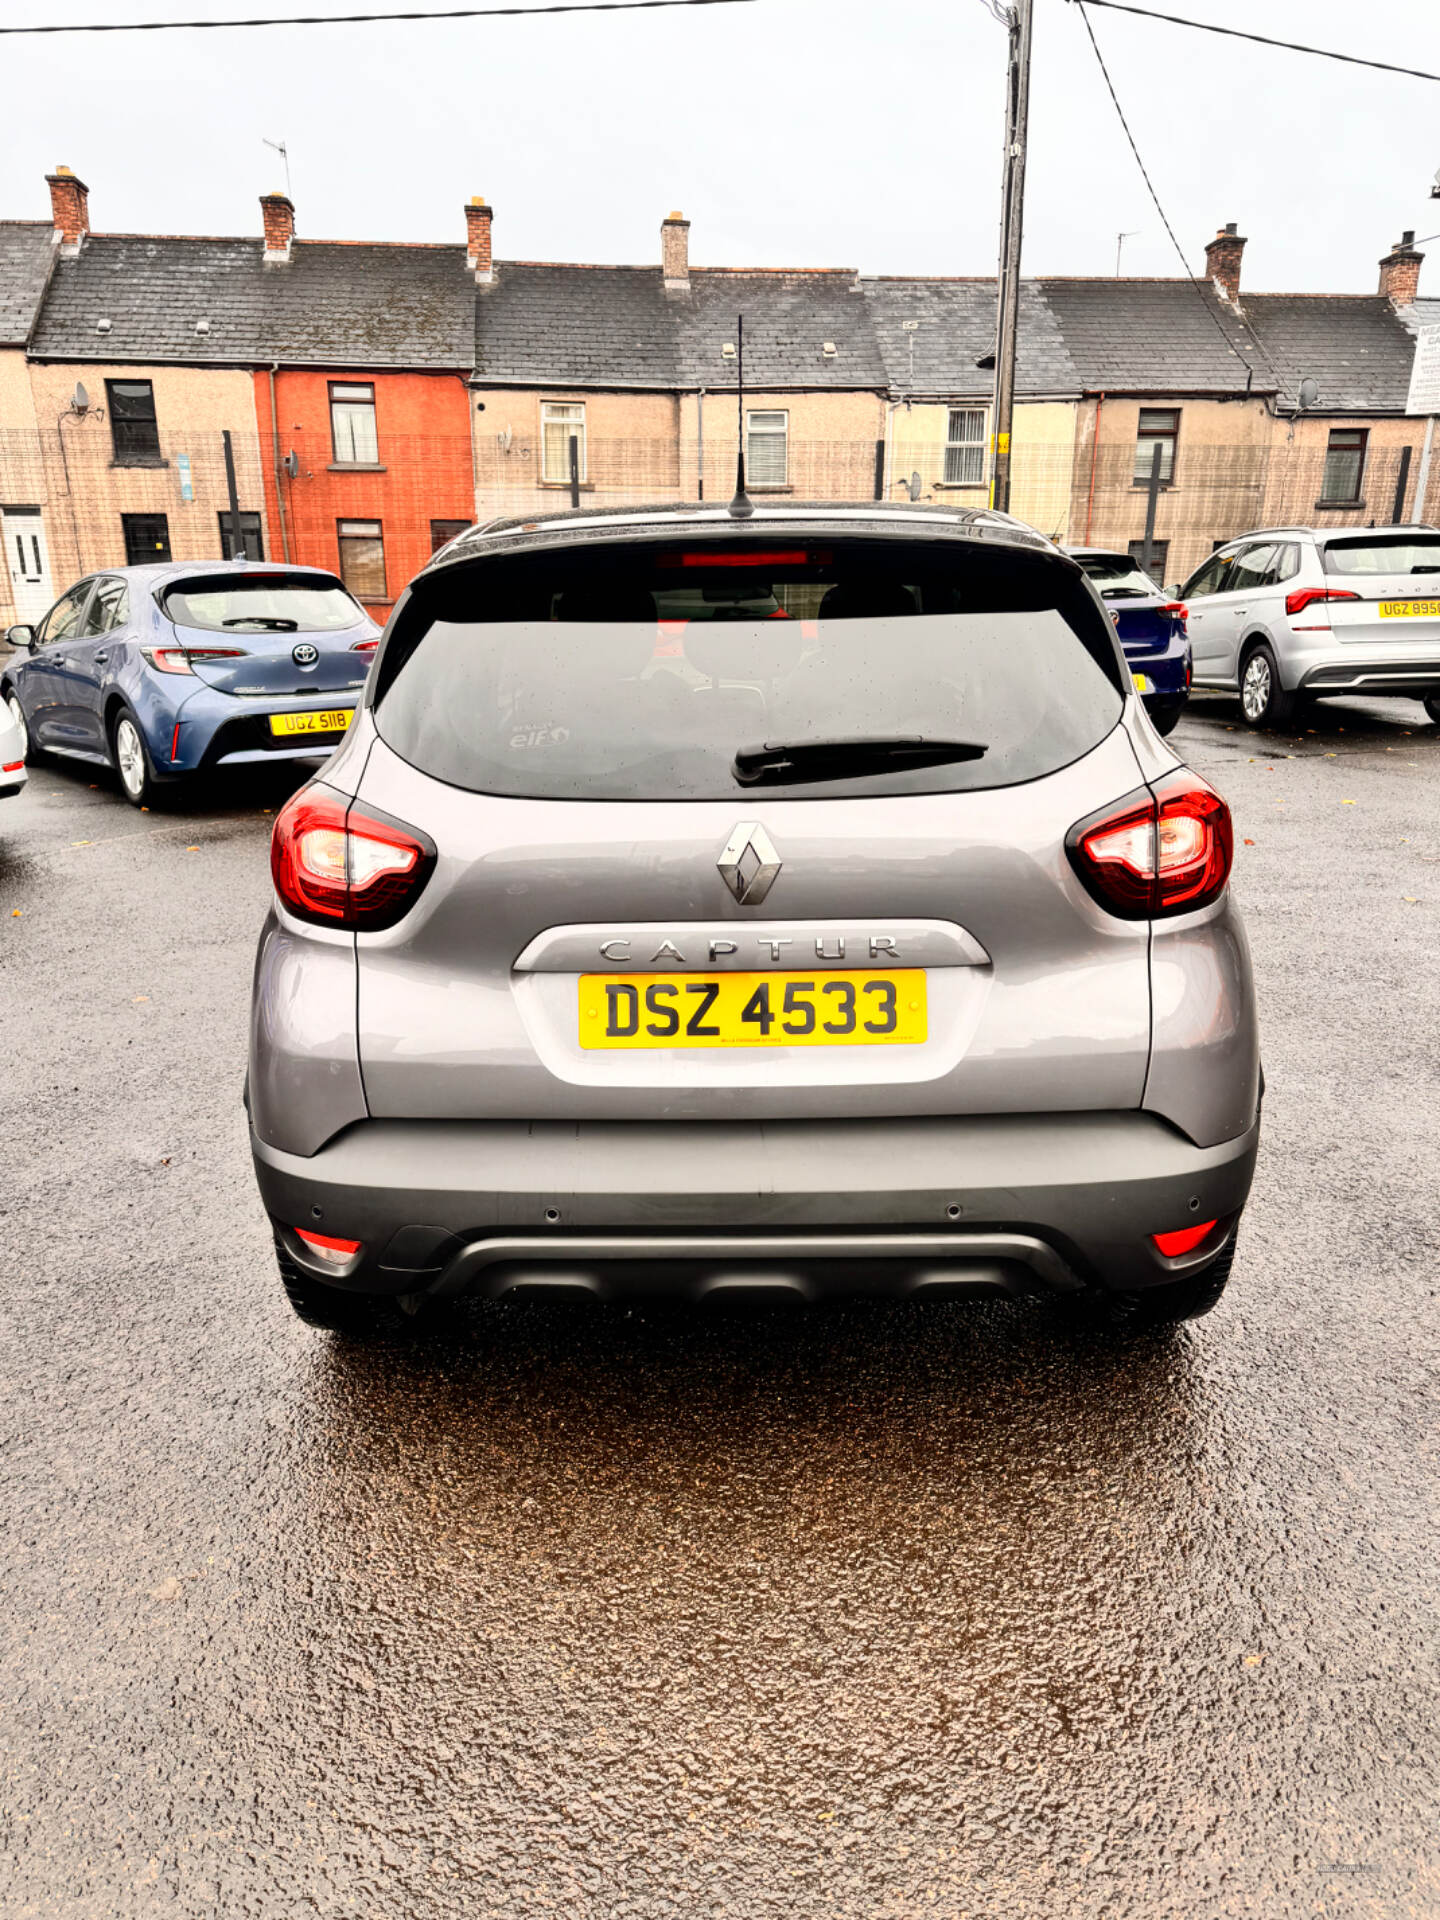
3, 507, 52, 625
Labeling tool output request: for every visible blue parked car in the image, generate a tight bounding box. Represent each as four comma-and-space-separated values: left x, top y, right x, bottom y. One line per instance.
2, 561, 379, 807
1065, 547, 1191, 736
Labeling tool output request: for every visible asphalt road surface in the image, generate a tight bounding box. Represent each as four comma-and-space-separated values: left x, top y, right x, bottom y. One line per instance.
2, 694, 1437, 1918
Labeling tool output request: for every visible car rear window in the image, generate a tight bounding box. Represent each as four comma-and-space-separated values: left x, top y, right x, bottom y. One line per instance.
1322, 535, 1440, 576
162, 575, 365, 633
1073, 553, 1159, 598
373, 537, 1125, 802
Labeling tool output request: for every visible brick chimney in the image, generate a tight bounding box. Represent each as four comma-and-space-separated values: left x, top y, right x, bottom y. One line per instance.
465, 197, 494, 284
46, 166, 90, 254
1378, 230, 1423, 305
1204, 222, 1246, 306
662, 210, 690, 292
260, 192, 294, 264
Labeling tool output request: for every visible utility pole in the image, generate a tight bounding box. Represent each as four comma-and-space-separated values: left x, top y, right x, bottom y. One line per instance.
990, 0, 1034, 515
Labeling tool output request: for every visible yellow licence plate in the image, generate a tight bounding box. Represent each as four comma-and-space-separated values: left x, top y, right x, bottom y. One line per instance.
1132, 672, 1151, 693
579, 970, 927, 1050
268, 708, 352, 737
1379, 600, 1440, 618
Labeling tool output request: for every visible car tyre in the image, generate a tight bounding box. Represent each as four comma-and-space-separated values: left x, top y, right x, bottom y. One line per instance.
1148, 700, 1184, 737
1424, 695, 1440, 726
5, 689, 40, 763
1239, 644, 1299, 730
111, 707, 163, 809
1095, 1235, 1237, 1332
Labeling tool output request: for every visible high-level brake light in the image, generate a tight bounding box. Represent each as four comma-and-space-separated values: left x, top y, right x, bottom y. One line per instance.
270, 786, 434, 930
1067, 773, 1234, 919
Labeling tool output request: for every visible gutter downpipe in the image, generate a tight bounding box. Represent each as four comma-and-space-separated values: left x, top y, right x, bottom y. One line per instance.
696, 386, 705, 502
1083, 391, 1105, 544
268, 365, 292, 563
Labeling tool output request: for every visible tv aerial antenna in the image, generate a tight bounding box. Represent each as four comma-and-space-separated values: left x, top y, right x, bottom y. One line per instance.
263, 137, 292, 200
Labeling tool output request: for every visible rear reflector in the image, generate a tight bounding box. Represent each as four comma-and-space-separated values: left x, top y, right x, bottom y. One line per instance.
271, 785, 435, 930
295, 1227, 363, 1265
1152, 1220, 1218, 1257
1067, 772, 1233, 919
2, 760, 22, 773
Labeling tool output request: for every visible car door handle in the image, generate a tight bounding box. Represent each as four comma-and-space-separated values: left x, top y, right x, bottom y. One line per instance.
94, 650, 109, 663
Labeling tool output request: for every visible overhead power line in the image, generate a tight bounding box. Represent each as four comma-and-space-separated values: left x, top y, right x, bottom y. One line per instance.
0, 0, 751, 35
1069, 0, 1440, 86
1072, 1, 1288, 392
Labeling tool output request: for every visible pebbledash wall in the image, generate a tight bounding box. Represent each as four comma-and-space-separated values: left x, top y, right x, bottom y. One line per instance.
255, 367, 474, 617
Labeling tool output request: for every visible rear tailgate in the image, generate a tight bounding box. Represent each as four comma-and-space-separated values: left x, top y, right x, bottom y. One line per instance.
352, 725, 1154, 1124
1320, 533, 1440, 650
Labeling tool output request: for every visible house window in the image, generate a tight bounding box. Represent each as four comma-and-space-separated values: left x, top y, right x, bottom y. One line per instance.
1133, 408, 1179, 485
430, 519, 470, 553
217, 511, 265, 561
541, 402, 586, 484
944, 408, 986, 486
337, 519, 386, 600
329, 383, 379, 465
1126, 537, 1169, 579
122, 513, 171, 564
746, 410, 788, 488
1321, 429, 1367, 505
107, 381, 161, 464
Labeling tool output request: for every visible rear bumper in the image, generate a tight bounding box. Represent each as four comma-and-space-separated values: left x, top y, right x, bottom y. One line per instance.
164, 684, 359, 773
1125, 639, 1189, 702
1298, 659, 1440, 697
252, 1109, 1260, 1302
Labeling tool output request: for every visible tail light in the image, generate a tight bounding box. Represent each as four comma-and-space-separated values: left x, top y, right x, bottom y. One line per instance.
1152, 1220, 1218, 1257
1162, 601, 1188, 634
141, 645, 247, 675
1067, 773, 1233, 919
351, 637, 380, 654
1285, 587, 1359, 628
271, 785, 435, 930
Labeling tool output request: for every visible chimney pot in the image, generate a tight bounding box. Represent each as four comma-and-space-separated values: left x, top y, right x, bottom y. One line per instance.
46, 165, 90, 253
1203, 220, 1247, 306
260, 192, 295, 264
1378, 230, 1423, 305
662, 209, 690, 292
465, 196, 494, 283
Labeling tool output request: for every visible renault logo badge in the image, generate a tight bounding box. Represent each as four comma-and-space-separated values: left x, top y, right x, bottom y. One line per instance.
717, 822, 781, 905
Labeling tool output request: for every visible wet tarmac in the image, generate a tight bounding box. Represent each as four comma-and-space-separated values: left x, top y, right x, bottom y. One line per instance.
1, 694, 1437, 1916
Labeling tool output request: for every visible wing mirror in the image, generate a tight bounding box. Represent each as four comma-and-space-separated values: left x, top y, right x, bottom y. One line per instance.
4, 624, 35, 651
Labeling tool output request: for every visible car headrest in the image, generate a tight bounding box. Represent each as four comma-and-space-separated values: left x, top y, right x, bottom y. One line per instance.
685, 618, 806, 683
816, 582, 917, 621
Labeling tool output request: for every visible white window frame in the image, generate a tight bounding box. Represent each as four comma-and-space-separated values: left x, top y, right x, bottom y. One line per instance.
943, 408, 986, 487
745, 409, 789, 489
337, 518, 386, 600
541, 401, 587, 484
330, 382, 379, 466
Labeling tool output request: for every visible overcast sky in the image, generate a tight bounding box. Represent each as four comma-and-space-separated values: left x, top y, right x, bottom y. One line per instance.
0, 0, 1436, 293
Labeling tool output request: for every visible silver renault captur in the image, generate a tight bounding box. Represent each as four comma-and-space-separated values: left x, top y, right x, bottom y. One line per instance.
248, 503, 1260, 1334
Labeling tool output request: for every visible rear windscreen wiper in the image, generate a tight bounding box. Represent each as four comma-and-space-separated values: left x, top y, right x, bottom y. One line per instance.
733, 735, 989, 788
223, 617, 299, 630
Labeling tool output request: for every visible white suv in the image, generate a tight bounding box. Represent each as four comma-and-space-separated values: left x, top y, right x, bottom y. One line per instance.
1180, 525, 1440, 729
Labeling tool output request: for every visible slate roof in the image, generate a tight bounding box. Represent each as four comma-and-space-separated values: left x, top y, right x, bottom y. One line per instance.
27, 235, 475, 369
471, 263, 885, 389
11, 225, 1428, 415
863, 277, 1076, 399
0, 221, 56, 347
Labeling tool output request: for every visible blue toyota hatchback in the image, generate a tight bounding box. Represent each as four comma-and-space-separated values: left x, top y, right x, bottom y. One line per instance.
2, 561, 379, 806
1065, 547, 1191, 736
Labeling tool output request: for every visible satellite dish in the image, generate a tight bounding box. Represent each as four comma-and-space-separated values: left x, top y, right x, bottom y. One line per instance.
1298, 377, 1319, 411
906, 472, 923, 501
1432, 165, 1440, 199
71, 381, 90, 414
282, 450, 300, 478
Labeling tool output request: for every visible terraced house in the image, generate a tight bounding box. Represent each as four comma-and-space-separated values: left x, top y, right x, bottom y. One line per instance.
1, 167, 1435, 627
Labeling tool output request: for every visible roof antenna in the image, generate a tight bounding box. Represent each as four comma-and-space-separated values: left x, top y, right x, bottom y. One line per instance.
728, 312, 753, 519
262, 136, 292, 201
